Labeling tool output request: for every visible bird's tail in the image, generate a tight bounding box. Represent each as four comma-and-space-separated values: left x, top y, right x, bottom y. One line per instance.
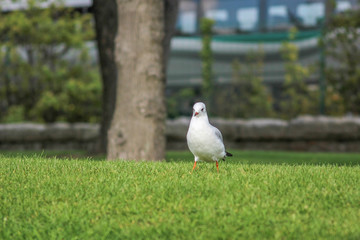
222, 151, 233, 161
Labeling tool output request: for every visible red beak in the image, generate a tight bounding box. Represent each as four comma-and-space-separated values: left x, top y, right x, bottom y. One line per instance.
194, 112, 199, 116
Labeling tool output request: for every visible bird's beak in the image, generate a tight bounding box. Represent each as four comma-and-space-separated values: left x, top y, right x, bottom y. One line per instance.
194, 112, 199, 116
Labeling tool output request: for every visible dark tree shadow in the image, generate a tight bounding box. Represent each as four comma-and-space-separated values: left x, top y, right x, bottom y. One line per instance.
1, 150, 359, 166
166, 150, 360, 167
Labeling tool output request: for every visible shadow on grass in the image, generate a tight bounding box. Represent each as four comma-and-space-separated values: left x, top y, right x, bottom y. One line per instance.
0, 150, 106, 161
166, 150, 360, 167
1, 150, 359, 166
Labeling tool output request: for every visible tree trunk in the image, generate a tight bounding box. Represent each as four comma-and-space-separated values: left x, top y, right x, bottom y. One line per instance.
108, 0, 178, 161
93, 0, 118, 153
163, 0, 179, 68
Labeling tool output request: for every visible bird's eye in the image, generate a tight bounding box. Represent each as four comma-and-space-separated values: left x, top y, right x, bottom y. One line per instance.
201, 108, 204, 111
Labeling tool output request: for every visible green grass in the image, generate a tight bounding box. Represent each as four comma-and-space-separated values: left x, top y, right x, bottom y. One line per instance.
1, 150, 360, 239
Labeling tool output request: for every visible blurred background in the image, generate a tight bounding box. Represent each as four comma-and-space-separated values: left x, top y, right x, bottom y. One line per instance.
168, 0, 359, 119
0, 0, 359, 122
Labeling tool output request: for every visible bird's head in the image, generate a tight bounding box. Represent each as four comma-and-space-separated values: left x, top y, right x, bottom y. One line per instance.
192, 102, 207, 118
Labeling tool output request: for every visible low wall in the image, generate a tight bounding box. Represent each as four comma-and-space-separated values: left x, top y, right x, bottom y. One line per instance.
0, 123, 100, 151
1, 116, 360, 152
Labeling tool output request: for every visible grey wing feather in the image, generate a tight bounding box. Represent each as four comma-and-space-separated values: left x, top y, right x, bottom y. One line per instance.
213, 126, 223, 143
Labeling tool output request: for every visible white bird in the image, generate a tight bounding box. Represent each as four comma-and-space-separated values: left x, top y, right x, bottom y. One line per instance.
186, 102, 232, 172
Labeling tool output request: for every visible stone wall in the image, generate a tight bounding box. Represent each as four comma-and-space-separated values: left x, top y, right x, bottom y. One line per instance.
1, 116, 360, 152
167, 116, 360, 152
0, 123, 99, 151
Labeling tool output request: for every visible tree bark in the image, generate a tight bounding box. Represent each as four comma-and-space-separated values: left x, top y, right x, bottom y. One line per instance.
163, 0, 179, 69
93, 0, 118, 153
107, 0, 178, 161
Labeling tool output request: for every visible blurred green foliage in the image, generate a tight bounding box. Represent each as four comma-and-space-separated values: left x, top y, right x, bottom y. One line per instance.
200, 18, 215, 106
214, 47, 274, 118
0, 0, 101, 123
324, 8, 360, 115
167, 88, 195, 119
2, 105, 25, 123
279, 27, 319, 118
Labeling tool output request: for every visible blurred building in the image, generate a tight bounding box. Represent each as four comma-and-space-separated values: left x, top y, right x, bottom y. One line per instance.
3, 0, 356, 88
169, 0, 358, 89
2, 0, 356, 89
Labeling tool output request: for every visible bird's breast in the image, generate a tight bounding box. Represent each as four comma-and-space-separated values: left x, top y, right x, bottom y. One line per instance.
187, 123, 225, 161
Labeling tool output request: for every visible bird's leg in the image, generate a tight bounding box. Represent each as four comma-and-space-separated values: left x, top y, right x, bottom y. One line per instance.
216, 161, 219, 173
191, 161, 197, 174
190, 156, 199, 174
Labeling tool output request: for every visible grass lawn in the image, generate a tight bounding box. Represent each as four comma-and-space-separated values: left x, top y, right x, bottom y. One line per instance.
1, 150, 360, 239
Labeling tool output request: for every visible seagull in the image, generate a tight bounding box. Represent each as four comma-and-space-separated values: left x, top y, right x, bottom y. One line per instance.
186, 102, 232, 173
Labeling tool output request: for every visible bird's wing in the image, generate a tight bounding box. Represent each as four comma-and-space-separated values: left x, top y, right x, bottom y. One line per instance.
213, 126, 223, 143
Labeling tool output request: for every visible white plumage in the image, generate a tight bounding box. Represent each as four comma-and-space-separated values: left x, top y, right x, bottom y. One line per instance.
186, 102, 232, 172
